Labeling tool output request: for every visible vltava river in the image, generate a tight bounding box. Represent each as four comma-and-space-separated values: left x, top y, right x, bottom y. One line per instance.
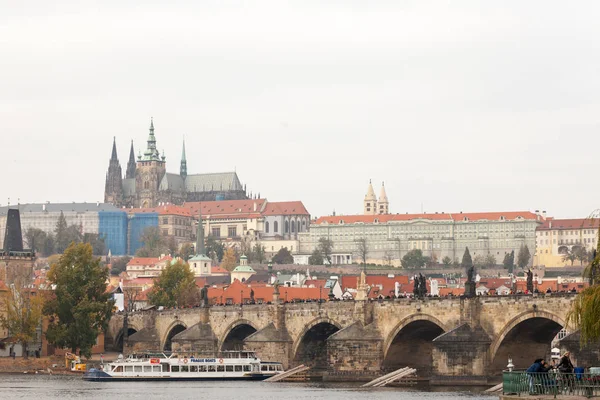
0, 375, 494, 400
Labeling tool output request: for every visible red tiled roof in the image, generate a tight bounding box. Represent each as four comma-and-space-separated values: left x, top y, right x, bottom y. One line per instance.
439, 287, 465, 296
211, 265, 229, 274
304, 279, 327, 288
183, 199, 267, 217
205, 281, 327, 304
0, 280, 9, 291
262, 201, 310, 216
537, 218, 600, 231
127, 205, 192, 217
315, 211, 538, 225
127, 257, 160, 266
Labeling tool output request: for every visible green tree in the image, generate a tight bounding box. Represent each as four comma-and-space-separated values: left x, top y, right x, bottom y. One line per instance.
442, 256, 452, 267
24, 227, 47, 254
461, 247, 473, 269
401, 249, 427, 269
308, 249, 323, 265
54, 211, 70, 253
252, 243, 266, 264
136, 226, 168, 257
179, 243, 195, 261
220, 247, 238, 271
44, 243, 114, 358
0, 275, 44, 359
83, 233, 106, 256
562, 250, 577, 266
484, 253, 496, 267
318, 237, 333, 265
273, 247, 294, 264
110, 256, 131, 276
147, 260, 197, 308
205, 235, 225, 262
573, 246, 588, 266
503, 252, 515, 273
42, 233, 56, 257
517, 244, 531, 269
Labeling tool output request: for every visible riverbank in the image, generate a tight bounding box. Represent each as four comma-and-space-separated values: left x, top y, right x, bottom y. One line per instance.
0, 356, 75, 375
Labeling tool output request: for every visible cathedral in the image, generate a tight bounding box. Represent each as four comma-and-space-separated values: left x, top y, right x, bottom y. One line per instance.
104, 119, 248, 208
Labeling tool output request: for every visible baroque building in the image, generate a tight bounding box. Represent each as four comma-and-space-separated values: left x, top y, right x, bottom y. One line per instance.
104, 119, 248, 209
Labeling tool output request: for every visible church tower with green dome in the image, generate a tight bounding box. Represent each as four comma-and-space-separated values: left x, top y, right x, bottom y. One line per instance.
135, 118, 166, 208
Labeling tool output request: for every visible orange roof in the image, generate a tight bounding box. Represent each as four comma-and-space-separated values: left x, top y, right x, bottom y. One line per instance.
340, 275, 409, 291
127, 205, 192, 217
261, 201, 310, 216
127, 257, 160, 266
211, 265, 229, 274
205, 281, 328, 304
477, 278, 513, 290
438, 287, 465, 296
0, 280, 9, 291
183, 199, 267, 217
315, 211, 538, 225
537, 218, 600, 231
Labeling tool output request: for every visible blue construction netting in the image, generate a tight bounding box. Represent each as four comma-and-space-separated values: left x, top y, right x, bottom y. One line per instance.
98, 211, 128, 256
128, 212, 159, 255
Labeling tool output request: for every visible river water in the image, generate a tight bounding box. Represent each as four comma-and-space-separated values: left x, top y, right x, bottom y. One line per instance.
0, 375, 495, 400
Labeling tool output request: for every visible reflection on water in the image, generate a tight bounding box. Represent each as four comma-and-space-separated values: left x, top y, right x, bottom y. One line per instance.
0, 375, 496, 400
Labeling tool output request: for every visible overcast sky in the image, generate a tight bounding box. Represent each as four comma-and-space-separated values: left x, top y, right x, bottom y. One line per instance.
2, 1, 599, 219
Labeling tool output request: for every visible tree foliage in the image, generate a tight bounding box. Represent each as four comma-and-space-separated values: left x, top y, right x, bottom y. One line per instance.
206, 236, 225, 262
273, 247, 294, 264
220, 247, 238, 271
251, 243, 266, 264
83, 233, 106, 256
136, 226, 169, 257
517, 244, 531, 269
179, 243, 195, 262
147, 260, 197, 308
308, 249, 324, 265
401, 249, 429, 269
0, 277, 44, 359
461, 247, 473, 268
318, 237, 333, 265
54, 211, 70, 254
503, 251, 515, 273
442, 256, 452, 266
110, 256, 131, 276
562, 250, 577, 266
43, 243, 114, 357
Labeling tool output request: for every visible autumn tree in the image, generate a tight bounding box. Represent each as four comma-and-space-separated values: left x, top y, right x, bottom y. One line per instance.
220, 247, 238, 271
179, 243, 195, 261
272, 247, 293, 264
0, 275, 44, 359
147, 260, 197, 308
318, 237, 333, 265
44, 243, 114, 358
136, 226, 168, 257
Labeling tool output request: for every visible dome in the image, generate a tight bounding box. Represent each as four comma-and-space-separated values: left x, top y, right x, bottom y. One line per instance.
232, 265, 256, 273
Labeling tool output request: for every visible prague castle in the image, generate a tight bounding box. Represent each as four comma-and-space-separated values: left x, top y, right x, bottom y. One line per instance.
104, 119, 248, 208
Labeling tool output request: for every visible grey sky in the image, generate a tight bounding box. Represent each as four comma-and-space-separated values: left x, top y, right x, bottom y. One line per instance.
2, 1, 599, 218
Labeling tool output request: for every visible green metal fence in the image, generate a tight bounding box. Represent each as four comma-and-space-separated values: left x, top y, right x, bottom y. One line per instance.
503, 370, 600, 398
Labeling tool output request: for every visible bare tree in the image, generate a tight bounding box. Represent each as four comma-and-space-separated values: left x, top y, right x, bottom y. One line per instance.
355, 238, 369, 273
383, 250, 395, 267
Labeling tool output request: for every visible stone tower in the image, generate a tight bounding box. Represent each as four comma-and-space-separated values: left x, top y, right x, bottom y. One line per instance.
180, 139, 187, 180
125, 140, 136, 179
363, 180, 377, 215
135, 118, 166, 208
104, 137, 123, 205
378, 182, 389, 214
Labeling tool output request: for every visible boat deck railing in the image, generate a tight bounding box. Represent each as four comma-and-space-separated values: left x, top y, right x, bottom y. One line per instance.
503, 370, 600, 398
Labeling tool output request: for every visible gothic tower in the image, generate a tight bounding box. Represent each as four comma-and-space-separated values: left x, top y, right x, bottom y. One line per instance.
363, 179, 377, 215
126, 140, 136, 179
135, 118, 166, 208
104, 137, 123, 205
180, 139, 187, 180
378, 182, 389, 214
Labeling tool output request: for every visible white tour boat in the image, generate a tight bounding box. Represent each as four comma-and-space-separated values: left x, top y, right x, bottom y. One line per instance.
83, 350, 284, 381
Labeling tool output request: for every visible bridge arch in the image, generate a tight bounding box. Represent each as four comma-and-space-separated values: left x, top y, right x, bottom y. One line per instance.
489, 310, 564, 374
293, 317, 341, 369
219, 319, 258, 351
162, 320, 188, 352
114, 322, 142, 352
383, 314, 447, 375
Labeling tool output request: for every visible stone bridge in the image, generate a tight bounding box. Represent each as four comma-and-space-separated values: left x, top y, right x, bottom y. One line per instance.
107, 293, 586, 384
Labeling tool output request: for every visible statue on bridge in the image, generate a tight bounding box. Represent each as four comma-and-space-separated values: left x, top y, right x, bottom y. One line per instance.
413, 274, 428, 298
200, 285, 209, 308
250, 288, 255, 304
465, 266, 476, 298
413, 275, 420, 298
526, 269, 534, 293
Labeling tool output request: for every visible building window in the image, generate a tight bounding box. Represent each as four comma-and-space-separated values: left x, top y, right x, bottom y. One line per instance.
228, 226, 237, 237
274, 221, 278, 232
285, 221, 289, 233
162, 229, 168, 236
163, 217, 168, 224
297, 221, 301, 232
265, 221, 270, 233
291, 221, 295, 233
212, 227, 220, 238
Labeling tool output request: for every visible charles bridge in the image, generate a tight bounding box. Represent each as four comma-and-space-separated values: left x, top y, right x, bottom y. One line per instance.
106, 292, 592, 384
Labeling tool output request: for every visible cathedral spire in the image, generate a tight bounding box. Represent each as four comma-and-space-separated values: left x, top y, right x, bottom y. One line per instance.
111, 136, 118, 160
126, 140, 136, 179
363, 179, 377, 215
180, 138, 187, 179
142, 117, 163, 162
378, 181, 389, 215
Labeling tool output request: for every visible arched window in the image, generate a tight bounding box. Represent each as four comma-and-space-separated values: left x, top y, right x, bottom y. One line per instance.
265, 221, 270, 233
297, 221, 301, 232
291, 221, 295, 233
285, 221, 289, 233
274, 221, 278, 232
144, 181, 149, 189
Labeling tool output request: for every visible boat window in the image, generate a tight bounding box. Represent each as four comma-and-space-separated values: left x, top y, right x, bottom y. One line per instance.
217, 365, 225, 372
244, 365, 251, 372
235, 365, 242, 372
125, 366, 134, 373
143, 366, 152, 372
278, 365, 283, 371
172, 365, 180, 372
189, 366, 198, 372
208, 365, 216, 372
270, 365, 276, 371
134, 366, 142, 373
226, 365, 233, 372
181, 366, 189, 372
199, 365, 207, 372
153, 366, 162, 373
261, 365, 268, 371
113, 366, 123, 373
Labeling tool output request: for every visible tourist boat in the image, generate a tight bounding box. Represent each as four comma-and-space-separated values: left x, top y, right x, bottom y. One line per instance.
83, 350, 284, 381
